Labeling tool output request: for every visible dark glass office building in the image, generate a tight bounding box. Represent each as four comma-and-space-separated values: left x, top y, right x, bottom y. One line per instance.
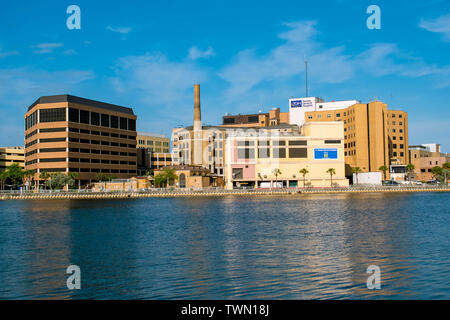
24, 95, 137, 185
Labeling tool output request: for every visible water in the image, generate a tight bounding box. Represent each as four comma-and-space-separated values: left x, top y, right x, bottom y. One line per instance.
0, 192, 449, 299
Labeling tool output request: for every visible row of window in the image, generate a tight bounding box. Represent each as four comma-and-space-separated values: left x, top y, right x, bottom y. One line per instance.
69, 127, 135, 140
68, 168, 137, 174
68, 137, 135, 148
68, 148, 136, 157
237, 147, 308, 159
69, 108, 136, 131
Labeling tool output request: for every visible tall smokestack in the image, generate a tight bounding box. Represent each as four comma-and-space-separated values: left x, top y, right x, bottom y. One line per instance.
193, 84, 202, 165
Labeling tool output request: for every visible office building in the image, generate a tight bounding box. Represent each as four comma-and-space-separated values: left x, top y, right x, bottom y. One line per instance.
24, 95, 137, 185
410, 144, 450, 181
222, 107, 289, 127
0, 146, 25, 171
304, 100, 409, 179
224, 121, 348, 189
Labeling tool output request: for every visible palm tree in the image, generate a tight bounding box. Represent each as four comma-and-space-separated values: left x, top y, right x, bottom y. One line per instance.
443, 163, 450, 185
406, 163, 415, 181
352, 167, 362, 185
299, 168, 309, 188
379, 165, 388, 181
326, 168, 336, 187
39, 171, 50, 190
23, 170, 35, 191
0, 171, 7, 191
272, 168, 282, 188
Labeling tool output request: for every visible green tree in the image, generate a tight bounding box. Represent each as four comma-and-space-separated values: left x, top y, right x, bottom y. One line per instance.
326, 168, 336, 187
272, 168, 282, 188
95, 173, 111, 182
0, 171, 7, 191
299, 168, 309, 188
154, 168, 178, 188
352, 167, 362, 185
44, 173, 75, 190
431, 166, 443, 182
406, 163, 415, 181
4, 163, 24, 188
39, 171, 51, 190
379, 165, 389, 181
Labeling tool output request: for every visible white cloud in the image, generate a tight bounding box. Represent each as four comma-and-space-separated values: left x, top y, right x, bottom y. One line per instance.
107, 26, 132, 34
31, 43, 64, 54
63, 49, 77, 55
0, 45, 19, 59
110, 52, 207, 109
188, 46, 216, 60
219, 20, 355, 98
219, 20, 450, 103
419, 13, 450, 41
0, 68, 95, 108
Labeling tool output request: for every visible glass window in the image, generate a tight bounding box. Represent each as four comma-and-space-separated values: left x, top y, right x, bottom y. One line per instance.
40, 108, 66, 122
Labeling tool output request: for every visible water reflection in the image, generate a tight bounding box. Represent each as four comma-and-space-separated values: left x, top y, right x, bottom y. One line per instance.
0, 192, 449, 299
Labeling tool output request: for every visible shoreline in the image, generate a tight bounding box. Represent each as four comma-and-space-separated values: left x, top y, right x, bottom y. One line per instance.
1, 187, 449, 200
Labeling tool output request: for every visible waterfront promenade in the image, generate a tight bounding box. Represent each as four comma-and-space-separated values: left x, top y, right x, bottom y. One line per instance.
1, 185, 449, 200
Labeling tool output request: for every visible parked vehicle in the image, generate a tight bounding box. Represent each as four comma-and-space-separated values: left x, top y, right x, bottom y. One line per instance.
382, 180, 400, 186
415, 181, 423, 185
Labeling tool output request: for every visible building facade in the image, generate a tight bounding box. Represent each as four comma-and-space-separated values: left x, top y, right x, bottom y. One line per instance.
221, 107, 289, 127
0, 146, 25, 171
24, 95, 137, 185
410, 144, 450, 181
136, 132, 170, 153
224, 122, 348, 189
304, 101, 409, 179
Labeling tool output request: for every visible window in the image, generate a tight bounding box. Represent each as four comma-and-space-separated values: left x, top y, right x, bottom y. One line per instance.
325, 140, 341, 144
40, 137, 66, 143
40, 108, 66, 122
120, 117, 128, 130
307, 115, 313, 120
39, 158, 66, 163
258, 148, 270, 158
289, 140, 307, 146
39, 148, 66, 153
289, 148, 307, 158
248, 116, 258, 123
91, 112, 100, 126
336, 113, 341, 118
101, 114, 110, 127
327, 114, 332, 118
273, 148, 286, 158
223, 118, 235, 124
80, 110, 90, 124
237, 148, 255, 159
111, 116, 119, 128
128, 119, 136, 131
68, 108, 79, 122
40, 128, 66, 133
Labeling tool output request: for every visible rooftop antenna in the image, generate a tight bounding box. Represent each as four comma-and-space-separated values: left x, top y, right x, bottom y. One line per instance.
304, 56, 309, 97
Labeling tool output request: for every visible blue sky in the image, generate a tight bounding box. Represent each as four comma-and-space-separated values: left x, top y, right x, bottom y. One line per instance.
0, 0, 449, 150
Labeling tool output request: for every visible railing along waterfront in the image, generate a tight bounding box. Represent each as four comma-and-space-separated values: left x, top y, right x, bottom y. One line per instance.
0, 185, 449, 200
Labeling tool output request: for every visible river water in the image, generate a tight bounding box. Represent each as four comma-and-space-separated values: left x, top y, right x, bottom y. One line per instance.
0, 192, 449, 299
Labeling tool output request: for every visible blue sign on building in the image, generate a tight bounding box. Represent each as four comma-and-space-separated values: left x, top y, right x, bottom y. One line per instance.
314, 148, 338, 159
290, 100, 302, 108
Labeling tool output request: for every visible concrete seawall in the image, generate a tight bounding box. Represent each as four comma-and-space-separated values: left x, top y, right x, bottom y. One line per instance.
1, 187, 449, 200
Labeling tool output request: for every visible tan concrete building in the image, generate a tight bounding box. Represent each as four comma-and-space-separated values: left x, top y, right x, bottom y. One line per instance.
305, 101, 409, 179
0, 146, 25, 171
92, 177, 151, 192
221, 107, 290, 128
153, 165, 224, 189
24, 95, 138, 185
410, 144, 450, 181
224, 121, 348, 189
136, 132, 170, 153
